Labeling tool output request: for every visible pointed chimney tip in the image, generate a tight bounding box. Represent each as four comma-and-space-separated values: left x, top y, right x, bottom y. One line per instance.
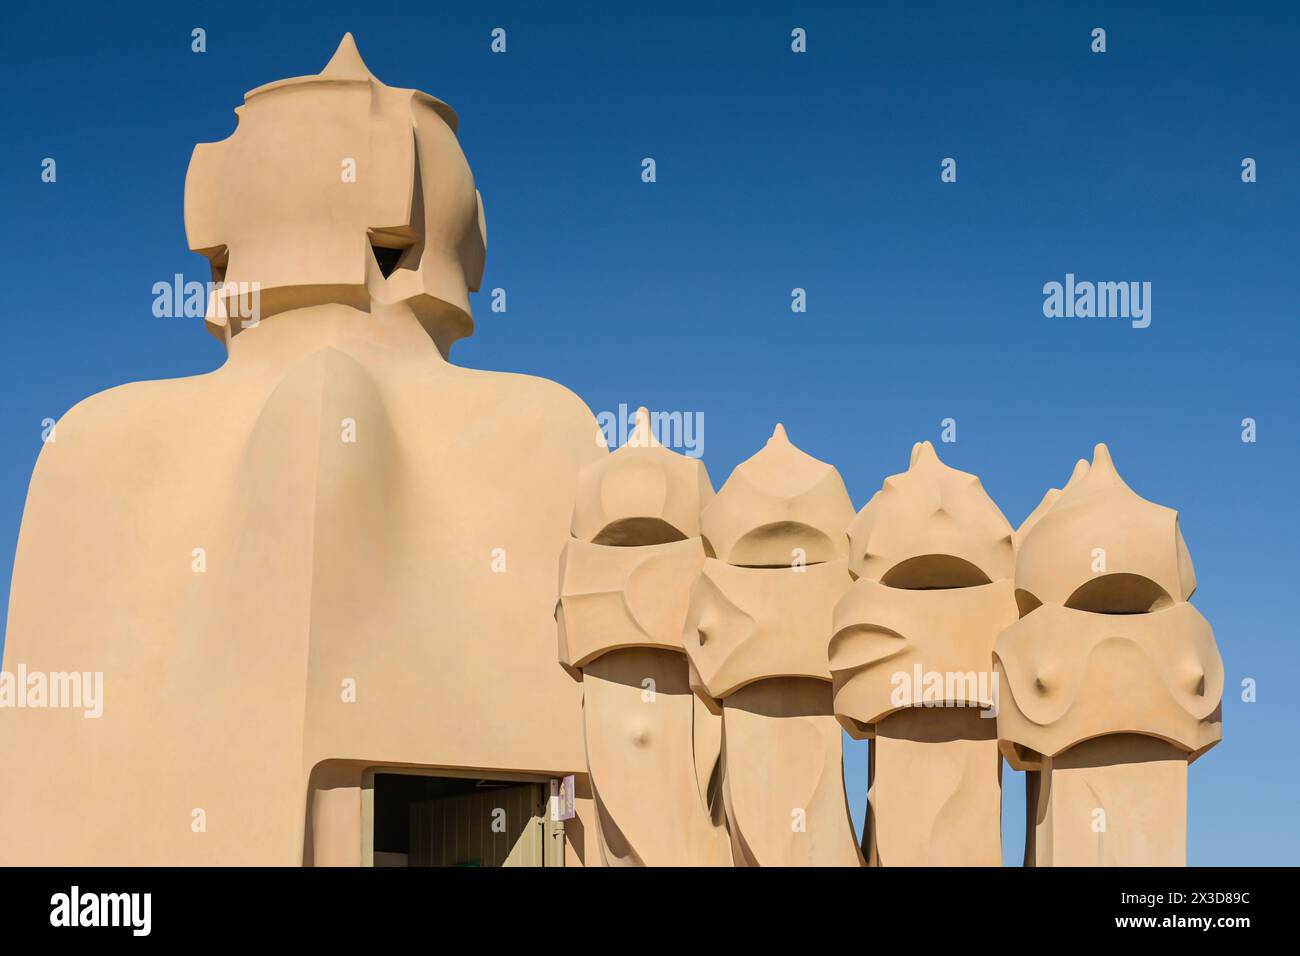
321, 32, 373, 81
1092, 442, 1115, 472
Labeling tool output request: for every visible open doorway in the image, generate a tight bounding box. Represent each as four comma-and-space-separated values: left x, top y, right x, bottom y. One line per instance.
369, 770, 562, 867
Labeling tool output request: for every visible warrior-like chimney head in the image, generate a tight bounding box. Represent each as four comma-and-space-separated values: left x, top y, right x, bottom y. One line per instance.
184, 34, 486, 354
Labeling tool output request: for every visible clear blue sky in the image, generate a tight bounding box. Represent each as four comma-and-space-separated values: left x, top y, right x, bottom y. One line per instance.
0, 1, 1295, 864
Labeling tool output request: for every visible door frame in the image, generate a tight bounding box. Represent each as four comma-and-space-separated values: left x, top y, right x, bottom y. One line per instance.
360, 765, 564, 867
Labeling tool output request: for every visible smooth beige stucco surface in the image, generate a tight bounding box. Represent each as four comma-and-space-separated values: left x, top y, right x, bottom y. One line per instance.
0, 35, 1225, 868
557, 408, 730, 865
0, 35, 602, 866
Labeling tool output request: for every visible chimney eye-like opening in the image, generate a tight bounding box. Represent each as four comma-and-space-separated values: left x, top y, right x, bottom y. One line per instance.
728, 522, 835, 568
366, 136, 429, 283
207, 246, 230, 285
370, 242, 406, 279
1015, 588, 1043, 618
591, 517, 686, 548
881, 554, 992, 590
1065, 573, 1173, 614
368, 181, 422, 281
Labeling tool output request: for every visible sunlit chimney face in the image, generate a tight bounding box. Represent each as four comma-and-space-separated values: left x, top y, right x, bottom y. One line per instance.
183, 33, 485, 351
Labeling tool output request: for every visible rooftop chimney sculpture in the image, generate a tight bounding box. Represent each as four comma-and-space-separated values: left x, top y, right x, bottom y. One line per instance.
557, 408, 731, 865
831, 442, 1017, 865
684, 426, 862, 866
994, 445, 1223, 865
0, 34, 1224, 868
185, 33, 484, 354
0, 34, 606, 865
